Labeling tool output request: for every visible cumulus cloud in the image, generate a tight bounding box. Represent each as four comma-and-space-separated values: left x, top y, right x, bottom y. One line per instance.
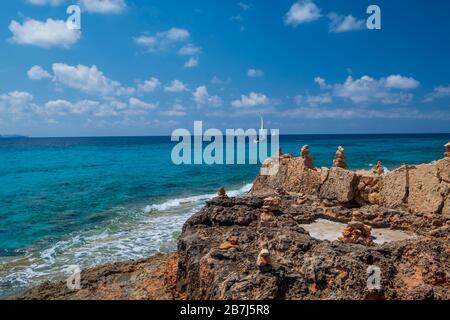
27, 65, 51, 80
424, 84, 450, 102
385, 75, 420, 89
333, 75, 419, 105
247, 68, 264, 78
134, 27, 190, 53
282, 106, 450, 121
52, 63, 134, 97
328, 13, 365, 33
27, 0, 65, 5
184, 57, 199, 69
284, 1, 322, 27
9, 18, 81, 49
193, 86, 223, 107
0, 91, 35, 115
137, 77, 161, 92
294, 94, 332, 107
164, 80, 188, 93
314, 76, 330, 89
231, 92, 269, 108
128, 97, 157, 110
178, 44, 201, 56
78, 0, 127, 14
160, 103, 186, 116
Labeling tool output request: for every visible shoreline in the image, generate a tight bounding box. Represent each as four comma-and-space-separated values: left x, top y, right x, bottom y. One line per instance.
12, 145, 450, 300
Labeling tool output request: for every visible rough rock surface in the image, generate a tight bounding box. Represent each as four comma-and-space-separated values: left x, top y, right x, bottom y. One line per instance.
15, 155, 450, 301
176, 196, 449, 300
408, 164, 445, 215
16, 254, 182, 300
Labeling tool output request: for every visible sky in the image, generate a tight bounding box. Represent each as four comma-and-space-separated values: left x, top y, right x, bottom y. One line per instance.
0, 0, 449, 137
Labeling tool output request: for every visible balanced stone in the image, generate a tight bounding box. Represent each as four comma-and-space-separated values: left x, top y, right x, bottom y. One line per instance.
257, 249, 272, 272
217, 187, 229, 199
371, 161, 385, 175
300, 145, 314, 169
333, 146, 347, 169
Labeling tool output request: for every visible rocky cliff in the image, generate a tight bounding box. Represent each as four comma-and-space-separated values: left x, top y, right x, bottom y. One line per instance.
16, 145, 450, 300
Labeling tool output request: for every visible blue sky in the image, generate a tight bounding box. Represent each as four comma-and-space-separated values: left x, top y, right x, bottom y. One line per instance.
0, 0, 449, 137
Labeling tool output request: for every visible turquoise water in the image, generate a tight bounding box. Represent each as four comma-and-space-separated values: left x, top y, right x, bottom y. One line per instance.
0, 134, 449, 297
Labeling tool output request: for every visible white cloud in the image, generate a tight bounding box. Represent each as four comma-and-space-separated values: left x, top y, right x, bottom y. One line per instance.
52, 63, 134, 97
282, 106, 450, 120
231, 92, 269, 108
41, 99, 99, 116
178, 44, 201, 56
164, 80, 188, 93
284, 1, 321, 27
193, 86, 223, 107
160, 103, 186, 116
314, 76, 330, 89
128, 97, 157, 110
27, 65, 51, 80
27, 0, 65, 5
385, 75, 420, 89
78, 0, 127, 14
0, 91, 34, 115
9, 18, 81, 49
138, 77, 161, 92
424, 85, 450, 102
238, 2, 252, 11
247, 68, 264, 78
328, 13, 365, 33
333, 75, 418, 105
184, 57, 199, 69
135, 27, 190, 52
295, 94, 332, 106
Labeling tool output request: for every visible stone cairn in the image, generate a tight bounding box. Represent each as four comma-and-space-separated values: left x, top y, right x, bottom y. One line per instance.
371, 161, 385, 176
333, 146, 347, 169
260, 196, 281, 223
257, 249, 272, 272
217, 187, 229, 199
277, 147, 293, 160
300, 145, 314, 169
338, 216, 374, 246
445, 142, 450, 158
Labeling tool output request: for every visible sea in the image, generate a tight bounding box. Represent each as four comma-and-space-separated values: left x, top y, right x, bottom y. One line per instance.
0, 133, 449, 297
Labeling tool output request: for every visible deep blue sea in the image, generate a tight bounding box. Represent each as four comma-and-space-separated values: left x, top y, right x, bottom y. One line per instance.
0, 134, 449, 297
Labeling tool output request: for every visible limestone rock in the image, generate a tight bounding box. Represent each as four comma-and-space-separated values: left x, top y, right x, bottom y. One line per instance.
333, 146, 347, 169
408, 164, 444, 215
217, 187, 228, 199
260, 196, 281, 223
297, 192, 307, 205
445, 142, 450, 158
437, 157, 450, 183
338, 221, 374, 246
284, 158, 321, 195
300, 145, 314, 169
380, 166, 409, 208
371, 161, 385, 175
319, 167, 357, 203
256, 249, 272, 273
356, 174, 382, 205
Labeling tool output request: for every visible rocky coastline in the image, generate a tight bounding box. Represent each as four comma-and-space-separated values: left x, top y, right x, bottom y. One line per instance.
15, 144, 450, 300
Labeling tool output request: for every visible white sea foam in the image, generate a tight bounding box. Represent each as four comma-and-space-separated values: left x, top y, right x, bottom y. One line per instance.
144, 183, 253, 213
0, 183, 253, 297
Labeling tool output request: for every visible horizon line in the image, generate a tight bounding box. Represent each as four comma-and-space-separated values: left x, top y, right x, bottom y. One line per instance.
2, 132, 450, 139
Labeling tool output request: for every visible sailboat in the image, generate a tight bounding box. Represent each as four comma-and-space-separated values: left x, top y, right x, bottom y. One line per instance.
254, 116, 267, 144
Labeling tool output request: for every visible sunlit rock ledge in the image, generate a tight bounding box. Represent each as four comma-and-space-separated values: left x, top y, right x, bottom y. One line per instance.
16, 144, 450, 300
